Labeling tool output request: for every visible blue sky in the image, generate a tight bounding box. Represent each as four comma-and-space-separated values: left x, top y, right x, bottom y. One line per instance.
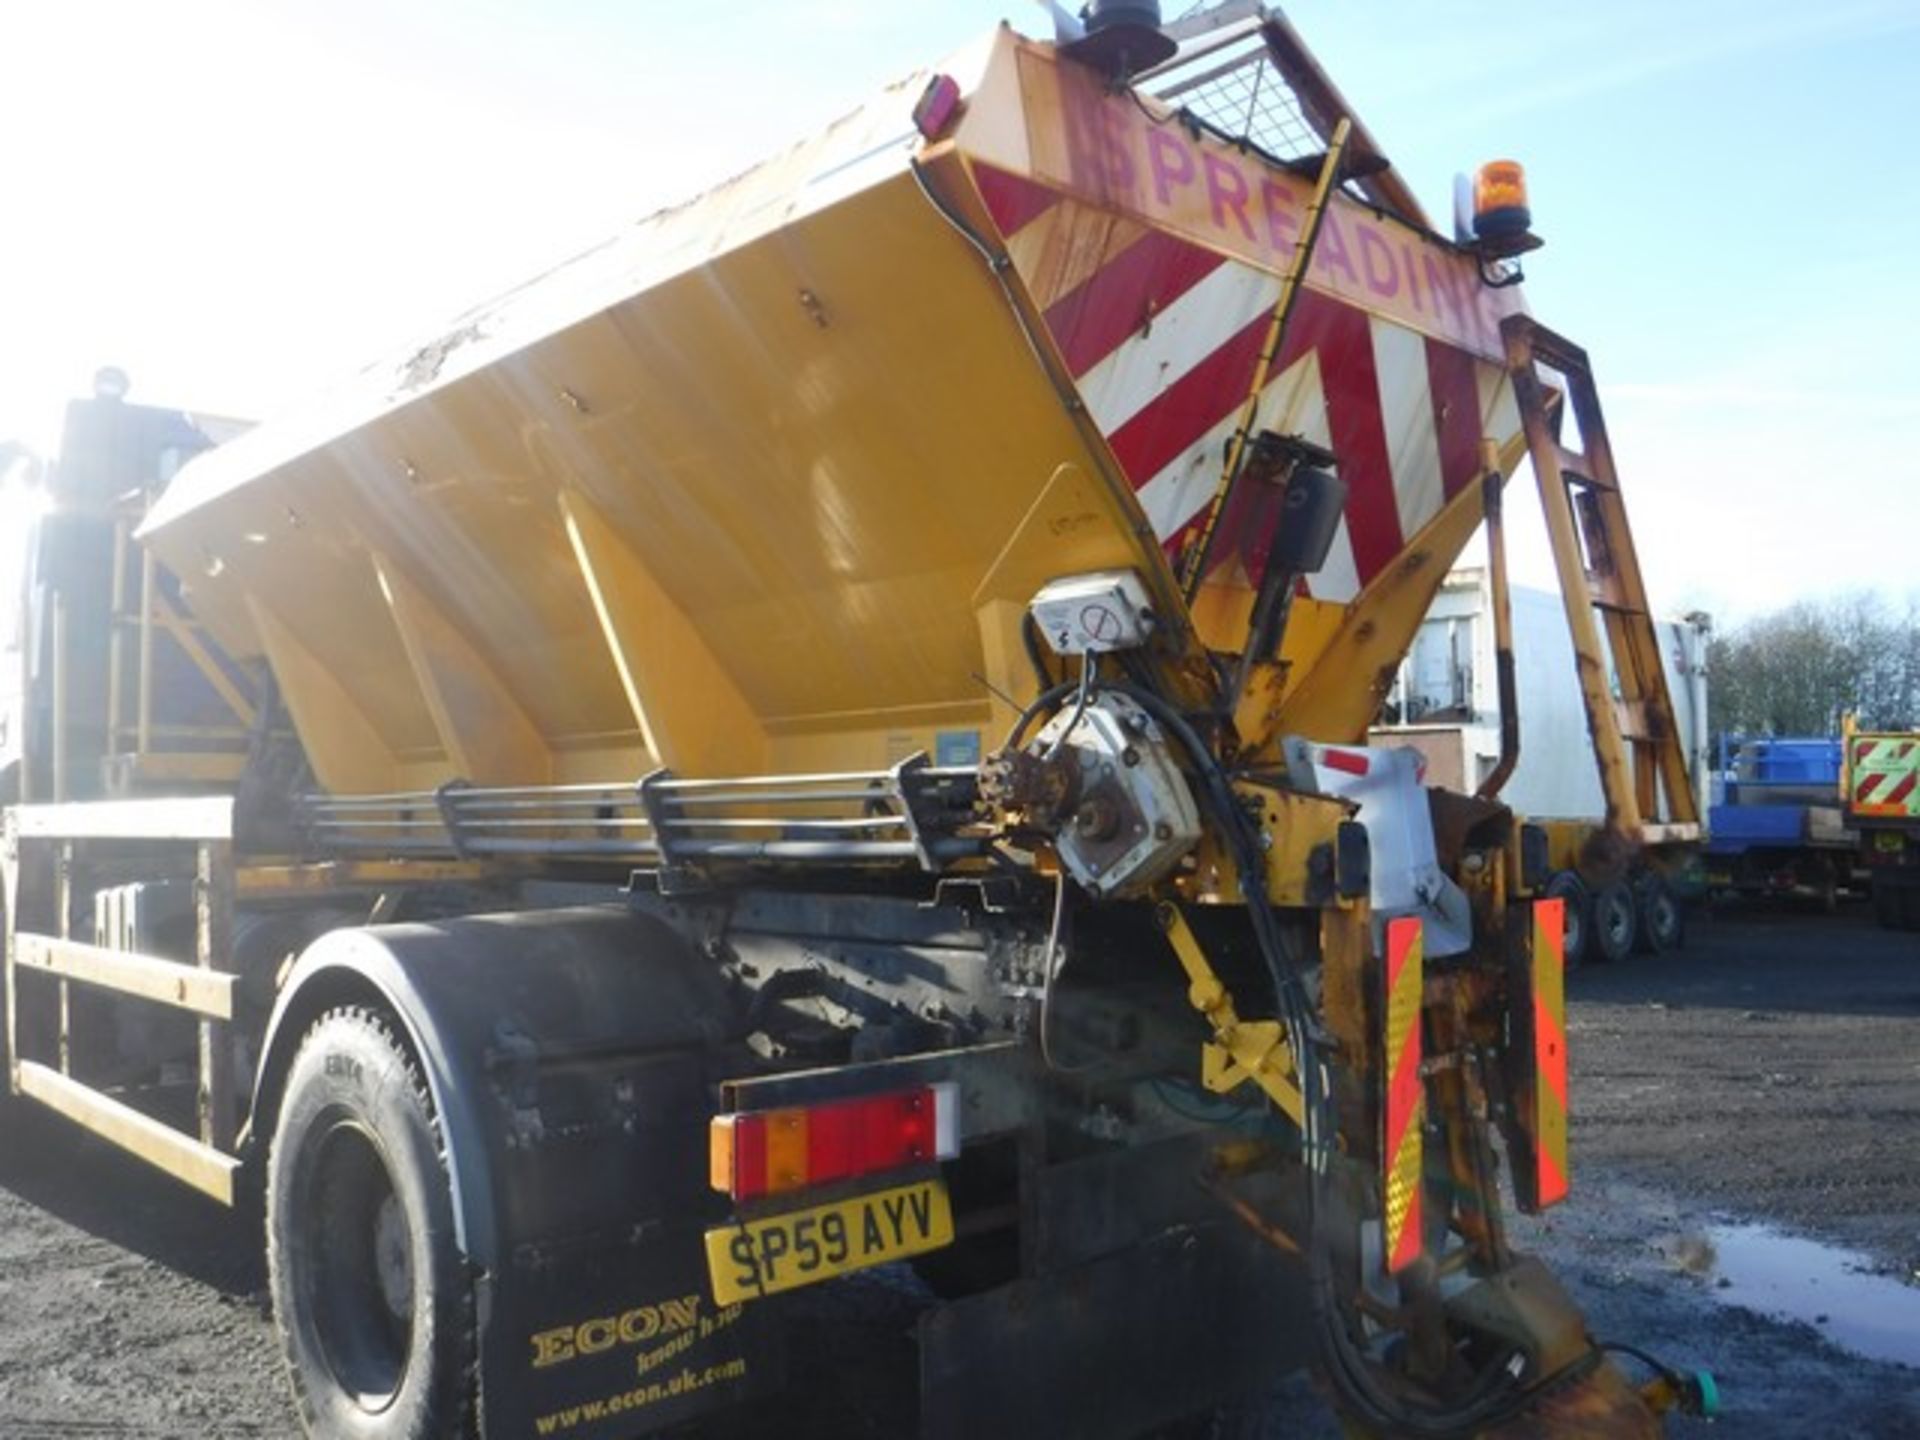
2, 1, 1916, 621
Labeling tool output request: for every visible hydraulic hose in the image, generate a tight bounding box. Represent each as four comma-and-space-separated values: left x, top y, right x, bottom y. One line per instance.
1099, 679, 1548, 1438
1002, 659, 1561, 1433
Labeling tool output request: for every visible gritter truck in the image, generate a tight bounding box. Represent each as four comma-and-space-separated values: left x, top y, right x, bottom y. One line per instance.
1, 5, 1714, 1437
1843, 715, 1920, 928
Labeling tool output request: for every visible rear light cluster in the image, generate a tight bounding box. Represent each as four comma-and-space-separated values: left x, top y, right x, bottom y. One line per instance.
710, 1083, 960, 1203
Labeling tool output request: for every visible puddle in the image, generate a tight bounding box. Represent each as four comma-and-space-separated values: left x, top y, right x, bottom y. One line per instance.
1704, 1223, 1920, 1368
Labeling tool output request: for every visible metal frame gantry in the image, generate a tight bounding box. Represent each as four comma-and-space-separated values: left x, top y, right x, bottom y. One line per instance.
1503, 314, 1701, 849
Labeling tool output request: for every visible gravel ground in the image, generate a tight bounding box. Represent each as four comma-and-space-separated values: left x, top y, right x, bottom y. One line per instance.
0, 906, 1915, 1437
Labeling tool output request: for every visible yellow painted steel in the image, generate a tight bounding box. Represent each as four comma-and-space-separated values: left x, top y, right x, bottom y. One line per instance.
1157, 901, 1303, 1127
15, 1060, 239, 1204
151, 588, 256, 730
135, 31, 1520, 795
234, 859, 497, 896
1262, 442, 1526, 751
1502, 316, 1700, 845
1178, 783, 1350, 909
142, 130, 1178, 791
374, 555, 554, 786
12, 932, 237, 1020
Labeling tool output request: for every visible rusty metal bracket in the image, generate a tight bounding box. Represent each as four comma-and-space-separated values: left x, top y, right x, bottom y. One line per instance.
1157, 901, 1303, 1126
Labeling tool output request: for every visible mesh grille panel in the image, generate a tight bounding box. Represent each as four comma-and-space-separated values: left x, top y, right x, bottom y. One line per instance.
1152, 38, 1323, 164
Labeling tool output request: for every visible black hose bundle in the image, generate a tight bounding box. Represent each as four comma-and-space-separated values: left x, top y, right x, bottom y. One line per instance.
927, 138, 1582, 1429
1011, 674, 1547, 1437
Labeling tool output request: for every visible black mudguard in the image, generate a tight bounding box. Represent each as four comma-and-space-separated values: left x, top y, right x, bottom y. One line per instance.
253, 905, 781, 1439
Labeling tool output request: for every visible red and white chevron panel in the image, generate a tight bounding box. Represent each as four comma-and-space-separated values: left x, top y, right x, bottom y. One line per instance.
975, 166, 1520, 604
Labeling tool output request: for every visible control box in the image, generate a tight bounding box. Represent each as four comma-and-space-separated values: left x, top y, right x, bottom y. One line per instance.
1029, 570, 1156, 656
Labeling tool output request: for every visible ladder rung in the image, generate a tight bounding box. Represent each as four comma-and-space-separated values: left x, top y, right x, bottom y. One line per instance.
1554, 447, 1615, 490
1613, 701, 1655, 743
1587, 580, 1644, 614
1526, 328, 1593, 381
1640, 822, 1702, 847
1502, 311, 1699, 833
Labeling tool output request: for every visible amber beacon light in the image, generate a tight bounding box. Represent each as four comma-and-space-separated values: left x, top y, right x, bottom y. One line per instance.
1462, 158, 1542, 286
1473, 160, 1531, 242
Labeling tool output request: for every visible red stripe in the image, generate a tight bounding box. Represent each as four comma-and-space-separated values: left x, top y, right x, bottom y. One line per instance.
1309, 302, 1404, 581
1322, 747, 1372, 777
1133, 294, 1408, 589
1536, 1147, 1569, 1208
1106, 304, 1283, 491
1385, 916, 1418, 994
1425, 338, 1482, 500
1857, 772, 1886, 801
1044, 228, 1228, 378
1105, 287, 1374, 504
1034, 228, 1409, 589
973, 164, 1060, 239
1884, 772, 1917, 809
1384, 1016, 1423, 1161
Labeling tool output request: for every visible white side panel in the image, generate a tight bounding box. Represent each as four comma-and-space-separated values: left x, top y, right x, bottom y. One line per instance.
1376, 572, 1709, 821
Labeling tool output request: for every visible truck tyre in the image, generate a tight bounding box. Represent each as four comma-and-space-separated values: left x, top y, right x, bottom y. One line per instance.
267, 1007, 474, 1440
1633, 873, 1684, 954
1590, 880, 1636, 965
1543, 871, 1591, 969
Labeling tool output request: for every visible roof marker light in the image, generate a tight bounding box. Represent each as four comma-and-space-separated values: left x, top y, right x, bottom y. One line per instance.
913, 74, 962, 140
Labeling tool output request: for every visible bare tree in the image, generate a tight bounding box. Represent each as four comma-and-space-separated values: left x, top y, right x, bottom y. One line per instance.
1709, 592, 1920, 736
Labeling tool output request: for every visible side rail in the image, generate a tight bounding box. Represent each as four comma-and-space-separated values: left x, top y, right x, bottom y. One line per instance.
2, 798, 241, 1203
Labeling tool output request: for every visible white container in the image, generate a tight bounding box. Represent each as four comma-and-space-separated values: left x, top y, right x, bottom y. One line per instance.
1368, 567, 1710, 824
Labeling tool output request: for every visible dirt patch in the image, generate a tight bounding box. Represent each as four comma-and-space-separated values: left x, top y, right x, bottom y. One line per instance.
1564, 906, 1920, 1274
0, 1104, 288, 1437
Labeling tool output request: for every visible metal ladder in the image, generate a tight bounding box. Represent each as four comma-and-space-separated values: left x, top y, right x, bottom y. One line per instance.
1502, 315, 1701, 845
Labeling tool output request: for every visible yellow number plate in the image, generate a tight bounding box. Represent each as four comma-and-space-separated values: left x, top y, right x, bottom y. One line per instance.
704, 1179, 953, 1306
1875, 832, 1906, 853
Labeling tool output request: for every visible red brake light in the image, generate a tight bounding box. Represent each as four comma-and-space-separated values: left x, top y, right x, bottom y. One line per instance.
711, 1083, 959, 1203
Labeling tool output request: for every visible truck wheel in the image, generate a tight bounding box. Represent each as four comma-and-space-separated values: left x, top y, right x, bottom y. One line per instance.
1633, 873, 1684, 954
1543, 871, 1591, 969
1590, 880, 1636, 965
267, 1007, 474, 1440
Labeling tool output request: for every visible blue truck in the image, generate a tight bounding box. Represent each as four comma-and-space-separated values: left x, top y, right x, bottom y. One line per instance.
1706, 736, 1858, 909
